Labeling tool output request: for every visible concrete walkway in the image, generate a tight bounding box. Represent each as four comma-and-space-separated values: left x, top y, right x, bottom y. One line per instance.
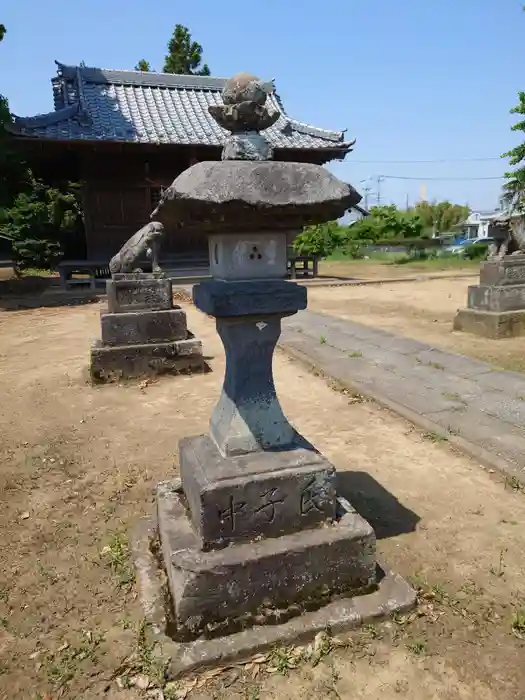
280, 310, 525, 483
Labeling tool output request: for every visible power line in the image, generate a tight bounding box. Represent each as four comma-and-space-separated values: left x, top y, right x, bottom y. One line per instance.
350, 156, 504, 164
380, 175, 504, 181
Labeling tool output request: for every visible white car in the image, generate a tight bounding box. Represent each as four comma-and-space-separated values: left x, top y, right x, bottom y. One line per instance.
444, 237, 493, 255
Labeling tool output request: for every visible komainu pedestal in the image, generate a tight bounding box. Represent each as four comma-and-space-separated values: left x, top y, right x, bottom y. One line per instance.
454, 255, 525, 338
90, 273, 204, 381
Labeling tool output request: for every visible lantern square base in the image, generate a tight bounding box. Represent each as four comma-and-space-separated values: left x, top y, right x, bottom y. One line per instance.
156, 480, 377, 641
132, 512, 416, 679
180, 434, 337, 549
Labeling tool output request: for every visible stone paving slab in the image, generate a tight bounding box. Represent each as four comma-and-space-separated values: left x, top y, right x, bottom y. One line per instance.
280, 311, 525, 483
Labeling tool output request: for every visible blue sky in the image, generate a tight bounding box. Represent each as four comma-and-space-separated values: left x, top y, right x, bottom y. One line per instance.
1, 0, 524, 210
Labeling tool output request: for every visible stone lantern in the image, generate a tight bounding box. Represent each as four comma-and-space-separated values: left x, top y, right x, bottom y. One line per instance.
145, 72, 415, 667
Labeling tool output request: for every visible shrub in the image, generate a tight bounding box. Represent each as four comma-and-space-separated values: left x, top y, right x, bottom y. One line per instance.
11, 239, 62, 270
293, 221, 346, 257
0, 177, 83, 269
339, 238, 373, 259
463, 242, 489, 260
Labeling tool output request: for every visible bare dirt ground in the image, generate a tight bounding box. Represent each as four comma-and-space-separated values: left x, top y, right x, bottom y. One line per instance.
0, 297, 524, 699
318, 259, 479, 280
307, 277, 525, 374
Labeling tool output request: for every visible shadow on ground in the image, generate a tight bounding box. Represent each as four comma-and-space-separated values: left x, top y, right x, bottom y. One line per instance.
0, 275, 103, 311
338, 471, 420, 539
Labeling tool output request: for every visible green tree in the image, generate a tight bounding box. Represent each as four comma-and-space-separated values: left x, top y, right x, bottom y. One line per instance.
0, 24, 31, 225
163, 24, 210, 75
502, 90, 525, 212
293, 221, 347, 257
135, 59, 151, 72
347, 205, 424, 242
1, 177, 83, 268
413, 201, 469, 235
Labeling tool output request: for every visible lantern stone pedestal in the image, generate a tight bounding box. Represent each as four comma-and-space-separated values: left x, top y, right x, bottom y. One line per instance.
131, 72, 416, 675
90, 273, 204, 382
453, 255, 525, 338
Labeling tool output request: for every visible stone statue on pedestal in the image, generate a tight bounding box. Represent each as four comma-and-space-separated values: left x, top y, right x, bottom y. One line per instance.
109, 221, 165, 275
487, 213, 525, 260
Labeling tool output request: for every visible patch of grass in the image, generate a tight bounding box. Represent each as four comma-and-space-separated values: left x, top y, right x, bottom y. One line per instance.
512, 609, 525, 639
502, 475, 525, 494
45, 631, 105, 691
21, 267, 56, 278
442, 392, 467, 404
101, 532, 135, 589
136, 619, 161, 681
421, 431, 447, 443
490, 548, 508, 579
348, 350, 363, 359
113, 620, 165, 690
319, 336, 327, 345
268, 646, 298, 675
362, 623, 380, 639
406, 639, 427, 655
428, 361, 445, 370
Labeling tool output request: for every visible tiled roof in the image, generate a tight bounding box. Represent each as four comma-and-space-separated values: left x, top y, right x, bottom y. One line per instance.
10, 62, 354, 156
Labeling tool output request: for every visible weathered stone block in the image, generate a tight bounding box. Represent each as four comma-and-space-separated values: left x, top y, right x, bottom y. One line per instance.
100, 308, 188, 346
180, 434, 337, 549
479, 255, 525, 286
107, 275, 173, 313
208, 232, 288, 281
90, 337, 204, 381
157, 481, 376, 637
467, 283, 525, 312
152, 161, 362, 235
453, 308, 525, 338
209, 315, 297, 457
193, 279, 306, 317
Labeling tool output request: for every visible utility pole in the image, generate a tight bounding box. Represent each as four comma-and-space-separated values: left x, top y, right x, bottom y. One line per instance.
376, 175, 384, 206
405, 193, 409, 210
363, 185, 371, 210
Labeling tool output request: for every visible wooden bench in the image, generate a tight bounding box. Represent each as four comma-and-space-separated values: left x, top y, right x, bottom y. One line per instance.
58, 261, 111, 291
287, 256, 319, 279
0, 260, 20, 277
57, 255, 211, 290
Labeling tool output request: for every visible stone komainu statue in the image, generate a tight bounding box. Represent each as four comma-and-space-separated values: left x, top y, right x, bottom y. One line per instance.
109, 221, 165, 275
487, 214, 525, 260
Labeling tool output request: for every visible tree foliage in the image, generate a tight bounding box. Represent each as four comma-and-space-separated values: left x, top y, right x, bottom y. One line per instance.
502, 90, 525, 212
0, 22, 83, 268
0, 22, 30, 225
346, 205, 424, 242
135, 59, 151, 72
293, 206, 430, 257
1, 177, 83, 268
412, 201, 469, 235
293, 221, 347, 257
163, 24, 210, 75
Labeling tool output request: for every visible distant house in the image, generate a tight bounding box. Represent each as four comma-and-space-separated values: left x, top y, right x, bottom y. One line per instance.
454, 210, 501, 241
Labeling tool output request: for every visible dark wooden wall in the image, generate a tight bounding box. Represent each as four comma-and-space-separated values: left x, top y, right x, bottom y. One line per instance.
80, 148, 211, 260
13, 137, 343, 261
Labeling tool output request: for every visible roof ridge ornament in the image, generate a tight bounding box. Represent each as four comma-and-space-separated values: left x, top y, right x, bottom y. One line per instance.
208, 72, 280, 161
